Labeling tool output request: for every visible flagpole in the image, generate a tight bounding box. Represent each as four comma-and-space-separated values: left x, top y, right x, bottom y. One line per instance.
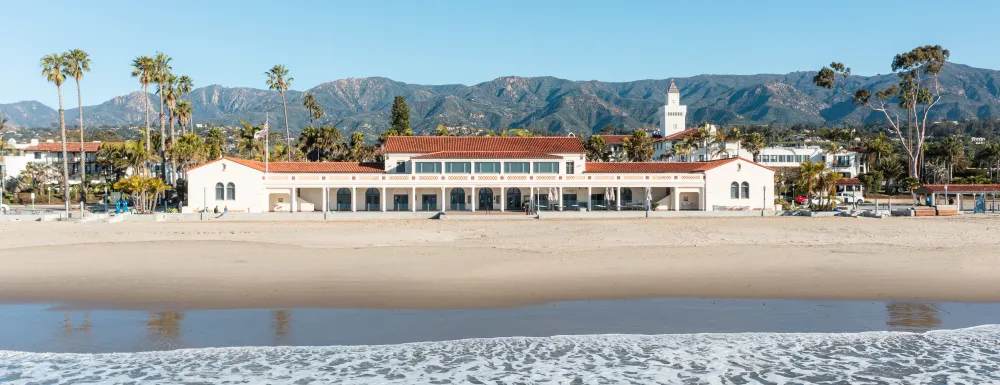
265, 112, 269, 174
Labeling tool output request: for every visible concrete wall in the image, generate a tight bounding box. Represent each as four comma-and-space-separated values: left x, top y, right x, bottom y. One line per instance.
186, 159, 266, 213
704, 159, 775, 211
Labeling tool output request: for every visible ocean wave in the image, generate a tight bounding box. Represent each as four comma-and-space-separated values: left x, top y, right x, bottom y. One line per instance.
3, 325, 999, 384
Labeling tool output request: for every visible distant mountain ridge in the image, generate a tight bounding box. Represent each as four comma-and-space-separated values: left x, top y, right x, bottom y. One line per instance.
3, 63, 1000, 137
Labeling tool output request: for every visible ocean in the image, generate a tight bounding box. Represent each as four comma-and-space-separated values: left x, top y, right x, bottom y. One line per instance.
1, 299, 999, 384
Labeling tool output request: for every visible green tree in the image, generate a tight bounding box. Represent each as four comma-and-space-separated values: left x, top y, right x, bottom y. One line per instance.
861, 132, 894, 171
170, 133, 207, 178
131, 56, 156, 153
161, 74, 180, 184
381, 96, 413, 143
740, 132, 767, 162
152, 53, 173, 180
41, 52, 71, 212
317, 125, 344, 161
974, 141, 1000, 181
583, 135, 611, 162
204, 127, 226, 160
937, 136, 965, 182
176, 75, 194, 133
175, 100, 193, 132
303, 93, 324, 124
235, 121, 264, 160
814, 45, 950, 178
344, 132, 375, 162
114, 175, 168, 214
297, 126, 321, 161
265, 64, 294, 161
64, 49, 91, 202
623, 130, 654, 162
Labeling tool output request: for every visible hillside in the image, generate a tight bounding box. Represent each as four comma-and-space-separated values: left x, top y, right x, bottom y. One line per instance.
4, 63, 1000, 137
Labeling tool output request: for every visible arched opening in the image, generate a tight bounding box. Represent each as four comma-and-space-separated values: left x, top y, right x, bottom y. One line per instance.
479, 188, 494, 211
731, 182, 739, 199
336, 188, 351, 211
506, 188, 522, 211
621, 188, 633, 204
364, 188, 380, 211
450, 188, 466, 211
741, 182, 750, 199
226, 182, 235, 200
215, 183, 224, 200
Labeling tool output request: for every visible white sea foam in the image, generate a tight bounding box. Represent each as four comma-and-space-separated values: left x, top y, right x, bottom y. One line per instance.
2, 325, 999, 384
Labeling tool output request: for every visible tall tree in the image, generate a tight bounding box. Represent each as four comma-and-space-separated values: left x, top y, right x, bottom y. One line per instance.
131, 56, 155, 153
623, 130, 654, 162
175, 100, 192, 133
297, 126, 321, 161
64, 49, 91, 203
381, 96, 413, 143
740, 132, 766, 162
303, 93, 324, 124
162, 74, 179, 183
176, 75, 194, 133
265, 65, 294, 161
152, 53, 172, 180
41, 53, 71, 213
814, 45, 950, 178
317, 125, 344, 161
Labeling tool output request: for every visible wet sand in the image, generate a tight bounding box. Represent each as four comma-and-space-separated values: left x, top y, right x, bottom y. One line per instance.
1, 217, 1000, 309
3, 299, 997, 353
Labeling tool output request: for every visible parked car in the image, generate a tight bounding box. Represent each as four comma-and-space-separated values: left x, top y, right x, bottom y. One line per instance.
810, 196, 842, 206
795, 195, 810, 205
836, 194, 865, 204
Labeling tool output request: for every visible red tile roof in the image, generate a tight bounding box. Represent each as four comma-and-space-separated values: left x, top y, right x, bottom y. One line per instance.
384, 136, 585, 154
836, 178, 862, 185
190, 157, 384, 173
25, 142, 119, 153
585, 157, 773, 173
410, 151, 563, 160
662, 129, 698, 141
915, 184, 1000, 193
598, 134, 665, 145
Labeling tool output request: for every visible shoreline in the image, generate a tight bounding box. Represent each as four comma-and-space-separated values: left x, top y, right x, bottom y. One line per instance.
2, 217, 1000, 310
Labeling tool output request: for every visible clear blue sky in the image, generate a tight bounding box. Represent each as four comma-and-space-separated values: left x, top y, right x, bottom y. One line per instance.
4, 0, 998, 108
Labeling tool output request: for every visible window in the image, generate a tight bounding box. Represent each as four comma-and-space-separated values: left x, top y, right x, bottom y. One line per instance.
565, 161, 575, 174
226, 183, 235, 200
475, 162, 501, 174
621, 188, 633, 203
415, 162, 441, 174
394, 161, 407, 174
741, 182, 750, 199
504, 162, 530, 173
365, 188, 380, 211
215, 183, 224, 200
445, 162, 471, 173
731, 182, 739, 199
533, 162, 558, 173
34, 152, 42, 159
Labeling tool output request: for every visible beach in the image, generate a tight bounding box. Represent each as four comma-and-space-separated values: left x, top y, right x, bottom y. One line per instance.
2, 216, 1000, 309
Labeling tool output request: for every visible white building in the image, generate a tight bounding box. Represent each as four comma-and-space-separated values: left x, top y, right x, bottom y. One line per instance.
186, 136, 776, 213
1, 139, 112, 184
756, 145, 863, 178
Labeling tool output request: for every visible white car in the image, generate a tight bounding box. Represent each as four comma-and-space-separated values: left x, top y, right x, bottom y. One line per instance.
836, 194, 865, 204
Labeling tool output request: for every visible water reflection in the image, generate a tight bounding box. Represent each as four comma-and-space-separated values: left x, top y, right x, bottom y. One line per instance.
272, 310, 292, 343
886, 302, 942, 332
145, 311, 185, 347
61, 312, 92, 335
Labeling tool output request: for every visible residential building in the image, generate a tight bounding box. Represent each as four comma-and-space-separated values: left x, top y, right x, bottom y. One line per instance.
185, 136, 776, 213
756, 145, 863, 178
0, 139, 113, 184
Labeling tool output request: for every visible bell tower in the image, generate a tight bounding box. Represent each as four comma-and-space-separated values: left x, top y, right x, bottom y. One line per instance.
658, 80, 687, 137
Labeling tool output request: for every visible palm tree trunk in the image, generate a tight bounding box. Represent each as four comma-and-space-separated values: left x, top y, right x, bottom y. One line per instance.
169, 113, 176, 185
144, 85, 150, 153
57, 85, 69, 214
281, 92, 291, 161
158, 83, 166, 182
77, 79, 86, 205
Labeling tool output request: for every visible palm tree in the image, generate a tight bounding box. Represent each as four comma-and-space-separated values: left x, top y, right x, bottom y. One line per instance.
204, 127, 226, 159
161, 74, 179, 183
265, 65, 294, 161
152, 53, 172, 180
673, 141, 694, 162
41, 53, 71, 213
317, 125, 344, 161
741, 132, 766, 162
170, 133, 207, 179
297, 126, 320, 161
303, 93, 323, 124
131, 56, 155, 153
728, 127, 744, 158
64, 49, 91, 203
175, 100, 192, 133
176, 76, 194, 133
862, 132, 894, 172
709, 130, 729, 159
235, 121, 264, 160
938, 137, 964, 182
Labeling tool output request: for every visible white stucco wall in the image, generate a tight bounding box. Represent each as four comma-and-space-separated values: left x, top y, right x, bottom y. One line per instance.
186, 159, 266, 213
703, 159, 775, 211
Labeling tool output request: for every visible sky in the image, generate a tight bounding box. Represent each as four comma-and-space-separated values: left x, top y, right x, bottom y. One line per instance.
4, 0, 1000, 108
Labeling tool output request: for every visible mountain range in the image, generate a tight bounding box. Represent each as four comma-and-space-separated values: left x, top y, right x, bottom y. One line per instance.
3, 63, 1000, 138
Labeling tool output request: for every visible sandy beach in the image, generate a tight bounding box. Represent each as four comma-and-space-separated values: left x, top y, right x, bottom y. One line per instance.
1, 216, 999, 309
